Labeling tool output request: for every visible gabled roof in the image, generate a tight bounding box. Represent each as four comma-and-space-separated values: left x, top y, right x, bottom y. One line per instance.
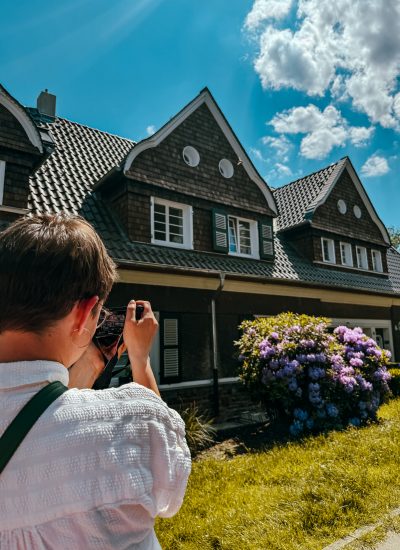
20, 107, 399, 298
273, 157, 390, 245
122, 87, 278, 216
273, 159, 345, 231
28, 115, 133, 214
0, 84, 45, 154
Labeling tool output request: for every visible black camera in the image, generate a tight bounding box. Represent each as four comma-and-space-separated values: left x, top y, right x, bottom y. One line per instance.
92, 304, 146, 389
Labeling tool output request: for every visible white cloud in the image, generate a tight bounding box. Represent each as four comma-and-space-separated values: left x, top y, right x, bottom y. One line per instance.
269, 104, 374, 159
245, 0, 400, 127
348, 126, 375, 147
275, 162, 292, 176
361, 154, 390, 177
250, 147, 269, 162
262, 135, 291, 158
146, 125, 156, 136
245, 0, 293, 30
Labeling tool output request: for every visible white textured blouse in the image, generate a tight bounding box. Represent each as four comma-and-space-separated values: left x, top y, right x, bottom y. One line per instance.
0, 360, 191, 549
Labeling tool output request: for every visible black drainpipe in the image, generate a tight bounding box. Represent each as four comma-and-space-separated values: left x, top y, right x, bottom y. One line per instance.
211, 273, 226, 418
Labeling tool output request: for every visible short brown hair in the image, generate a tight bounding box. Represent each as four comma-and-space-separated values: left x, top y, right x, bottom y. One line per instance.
0, 213, 117, 333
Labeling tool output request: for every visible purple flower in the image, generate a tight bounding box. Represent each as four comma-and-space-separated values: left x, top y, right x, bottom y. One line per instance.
350, 358, 363, 368
270, 331, 279, 340
326, 403, 339, 418
309, 367, 325, 381
294, 408, 308, 421
289, 420, 304, 436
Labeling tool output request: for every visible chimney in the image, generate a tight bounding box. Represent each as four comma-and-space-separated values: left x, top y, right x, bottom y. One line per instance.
37, 89, 56, 118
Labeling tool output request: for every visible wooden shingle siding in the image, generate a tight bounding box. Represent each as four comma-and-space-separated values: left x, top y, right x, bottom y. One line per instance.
107, 178, 273, 253
0, 104, 38, 154
313, 169, 385, 245
126, 103, 274, 216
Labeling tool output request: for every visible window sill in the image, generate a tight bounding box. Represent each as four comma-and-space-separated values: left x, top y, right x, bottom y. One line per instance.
228, 251, 260, 260
151, 239, 193, 250
314, 260, 388, 276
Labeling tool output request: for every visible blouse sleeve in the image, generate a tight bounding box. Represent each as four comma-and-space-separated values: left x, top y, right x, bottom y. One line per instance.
109, 383, 192, 519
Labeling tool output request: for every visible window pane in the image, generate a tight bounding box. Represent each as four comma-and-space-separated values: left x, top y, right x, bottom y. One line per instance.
228, 217, 237, 253
154, 202, 166, 241
154, 230, 166, 241
323, 239, 331, 262
154, 203, 166, 215
238, 220, 251, 255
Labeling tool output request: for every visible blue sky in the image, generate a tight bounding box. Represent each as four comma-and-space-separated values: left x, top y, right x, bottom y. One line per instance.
1, 0, 400, 227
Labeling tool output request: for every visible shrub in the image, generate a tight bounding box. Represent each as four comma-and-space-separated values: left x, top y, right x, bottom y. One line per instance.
235, 312, 392, 437
179, 403, 216, 456
388, 367, 400, 396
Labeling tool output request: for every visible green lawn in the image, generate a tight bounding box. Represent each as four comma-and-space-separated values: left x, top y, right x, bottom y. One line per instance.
155, 398, 400, 550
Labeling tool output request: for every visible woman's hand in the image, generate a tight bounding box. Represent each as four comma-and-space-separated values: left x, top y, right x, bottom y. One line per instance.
68, 342, 105, 389
123, 300, 160, 397
123, 300, 159, 366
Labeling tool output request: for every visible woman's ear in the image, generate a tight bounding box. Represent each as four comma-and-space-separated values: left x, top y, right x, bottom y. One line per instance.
74, 295, 100, 334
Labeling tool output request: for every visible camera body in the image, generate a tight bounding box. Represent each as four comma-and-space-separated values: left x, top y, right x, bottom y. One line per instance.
92, 304, 145, 390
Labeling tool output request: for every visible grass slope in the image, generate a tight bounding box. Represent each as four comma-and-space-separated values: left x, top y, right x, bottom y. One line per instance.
156, 398, 400, 550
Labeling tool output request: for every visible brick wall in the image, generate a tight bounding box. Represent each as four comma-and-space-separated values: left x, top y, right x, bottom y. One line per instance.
161, 381, 260, 422
125, 103, 274, 216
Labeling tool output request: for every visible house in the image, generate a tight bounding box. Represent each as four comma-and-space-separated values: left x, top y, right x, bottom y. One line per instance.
1, 83, 400, 420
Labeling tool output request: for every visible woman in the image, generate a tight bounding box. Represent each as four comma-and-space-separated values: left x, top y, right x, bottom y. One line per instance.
0, 213, 191, 549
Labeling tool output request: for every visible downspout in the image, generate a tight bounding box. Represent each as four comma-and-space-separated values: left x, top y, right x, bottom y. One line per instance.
211, 272, 226, 418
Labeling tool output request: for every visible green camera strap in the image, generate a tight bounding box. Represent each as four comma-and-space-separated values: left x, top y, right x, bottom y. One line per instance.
0, 380, 68, 475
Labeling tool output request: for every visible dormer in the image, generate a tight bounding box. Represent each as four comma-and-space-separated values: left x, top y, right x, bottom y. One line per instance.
0, 84, 52, 221
95, 87, 278, 261
273, 157, 391, 276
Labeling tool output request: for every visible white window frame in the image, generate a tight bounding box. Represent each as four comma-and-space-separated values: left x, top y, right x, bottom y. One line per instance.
340, 242, 353, 267
356, 246, 368, 270
371, 249, 383, 273
151, 197, 193, 250
321, 237, 336, 264
227, 215, 259, 259
0, 161, 5, 205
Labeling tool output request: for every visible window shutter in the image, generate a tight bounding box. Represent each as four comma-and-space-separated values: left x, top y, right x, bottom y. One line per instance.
258, 218, 274, 260
160, 314, 181, 383
212, 209, 229, 253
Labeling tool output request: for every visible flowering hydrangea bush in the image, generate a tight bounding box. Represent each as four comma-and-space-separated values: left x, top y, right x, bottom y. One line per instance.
235, 313, 392, 436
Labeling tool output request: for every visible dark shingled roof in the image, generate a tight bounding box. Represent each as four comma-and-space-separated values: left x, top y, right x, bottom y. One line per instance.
24, 114, 400, 297
273, 158, 346, 232
27, 114, 134, 214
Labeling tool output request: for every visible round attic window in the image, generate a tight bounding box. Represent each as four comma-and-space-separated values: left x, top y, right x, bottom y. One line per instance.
182, 146, 200, 167
219, 158, 234, 179
353, 205, 362, 219
337, 199, 347, 214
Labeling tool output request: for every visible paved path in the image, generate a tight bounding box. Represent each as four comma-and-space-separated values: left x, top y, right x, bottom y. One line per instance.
375, 531, 400, 549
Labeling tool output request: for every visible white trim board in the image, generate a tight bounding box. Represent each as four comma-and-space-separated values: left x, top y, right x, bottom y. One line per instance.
159, 376, 240, 391
0, 161, 5, 205
0, 88, 43, 153
306, 158, 390, 245
123, 88, 278, 215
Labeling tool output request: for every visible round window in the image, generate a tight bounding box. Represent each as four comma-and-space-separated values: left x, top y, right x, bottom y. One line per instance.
353, 205, 362, 219
182, 146, 200, 167
219, 158, 234, 179
337, 199, 347, 214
